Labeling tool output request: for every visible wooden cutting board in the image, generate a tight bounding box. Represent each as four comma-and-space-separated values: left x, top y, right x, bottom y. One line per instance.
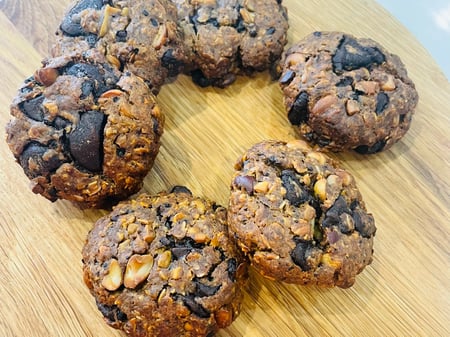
0, 1, 449, 336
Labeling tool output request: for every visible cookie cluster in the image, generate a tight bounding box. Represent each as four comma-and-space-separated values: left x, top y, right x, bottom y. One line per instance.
5, 0, 289, 207
4, 0, 421, 336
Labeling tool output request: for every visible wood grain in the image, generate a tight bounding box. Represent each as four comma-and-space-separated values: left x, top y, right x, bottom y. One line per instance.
0, 0, 449, 336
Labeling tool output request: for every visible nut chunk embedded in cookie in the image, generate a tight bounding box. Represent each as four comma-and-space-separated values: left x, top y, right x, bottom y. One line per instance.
228, 140, 376, 288
279, 31, 419, 153
82, 187, 248, 337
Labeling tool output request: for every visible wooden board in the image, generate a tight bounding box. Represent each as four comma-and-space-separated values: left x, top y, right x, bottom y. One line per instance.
0, 1, 449, 336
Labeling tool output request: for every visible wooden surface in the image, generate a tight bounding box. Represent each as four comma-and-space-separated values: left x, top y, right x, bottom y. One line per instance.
0, 0, 449, 336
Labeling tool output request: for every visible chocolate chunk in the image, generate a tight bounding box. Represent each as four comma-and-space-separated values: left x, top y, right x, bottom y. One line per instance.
279, 69, 295, 85
322, 212, 340, 228
354, 139, 387, 154
195, 282, 221, 297
353, 209, 376, 238
150, 18, 159, 27
19, 95, 45, 122
80, 81, 95, 99
375, 92, 389, 115
115, 30, 127, 42
66, 62, 102, 79
69, 110, 106, 172
233, 175, 255, 195
235, 18, 245, 33
66, 63, 117, 98
281, 170, 310, 207
290, 239, 314, 271
171, 247, 192, 259
96, 301, 128, 324
116, 147, 125, 157
336, 76, 354, 87
170, 237, 204, 259
288, 91, 309, 125
191, 69, 211, 88
329, 196, 349, 215
316, 138, 331, 147
227, 258, 237, 281
169, 186, 192, 195
322, 196, 351, 228
189, 12, 219, 33
85, 34, 98, 47
182, 295, 211, 318
266, 27, 276, 35
53, 116, 71, 130
332, 35, 385, 74
20, 143, 64, 178
60, 0, 104, 36
161, 49, 185, 77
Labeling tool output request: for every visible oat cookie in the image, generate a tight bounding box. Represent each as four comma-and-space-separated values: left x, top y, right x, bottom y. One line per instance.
172, 0, 289, 87
5, 54, 163, 208
279, 31, 419, 153
53, 0, 190, 93
228, 140, 376, 288
82, 187, 248, 336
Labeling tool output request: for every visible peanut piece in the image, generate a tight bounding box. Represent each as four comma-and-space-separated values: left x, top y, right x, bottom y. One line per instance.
346, 99, 360, 115
355, 81, 379, 95
311, 95, 338, 115
124, 254, 154, 289
254, 181, 269, 193
381, 75, 396, 91
34, 67, 58, 87
314, 178, 327, 201
157, 251, 172, 269
101, 259, 123, 291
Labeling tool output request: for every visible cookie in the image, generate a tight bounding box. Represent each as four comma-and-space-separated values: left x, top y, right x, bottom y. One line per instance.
279, 31, 419, 153
53, 0, 190, 94
5, 54, 164, 208
172, 0, 289, 87
228, 140, 376, 288
82, 187, 248, 337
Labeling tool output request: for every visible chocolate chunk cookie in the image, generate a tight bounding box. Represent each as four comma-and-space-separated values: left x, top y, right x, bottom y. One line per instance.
53, 0, 190, 93
5, 54, 164, 208
228, 140, 376, 288
279, 31, 419, 153
172, 0, 289, 87
82, 187, 248, 337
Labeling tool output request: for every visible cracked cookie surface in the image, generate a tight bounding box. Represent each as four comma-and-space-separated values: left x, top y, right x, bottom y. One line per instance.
5, 53, 163, 208
279, 31, 419, 153
172, 0, 289, 87
82, 187, 248, 337
228, 140, 376, 288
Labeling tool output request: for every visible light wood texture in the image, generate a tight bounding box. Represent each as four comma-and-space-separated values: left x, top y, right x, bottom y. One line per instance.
0, 1, 449, 336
